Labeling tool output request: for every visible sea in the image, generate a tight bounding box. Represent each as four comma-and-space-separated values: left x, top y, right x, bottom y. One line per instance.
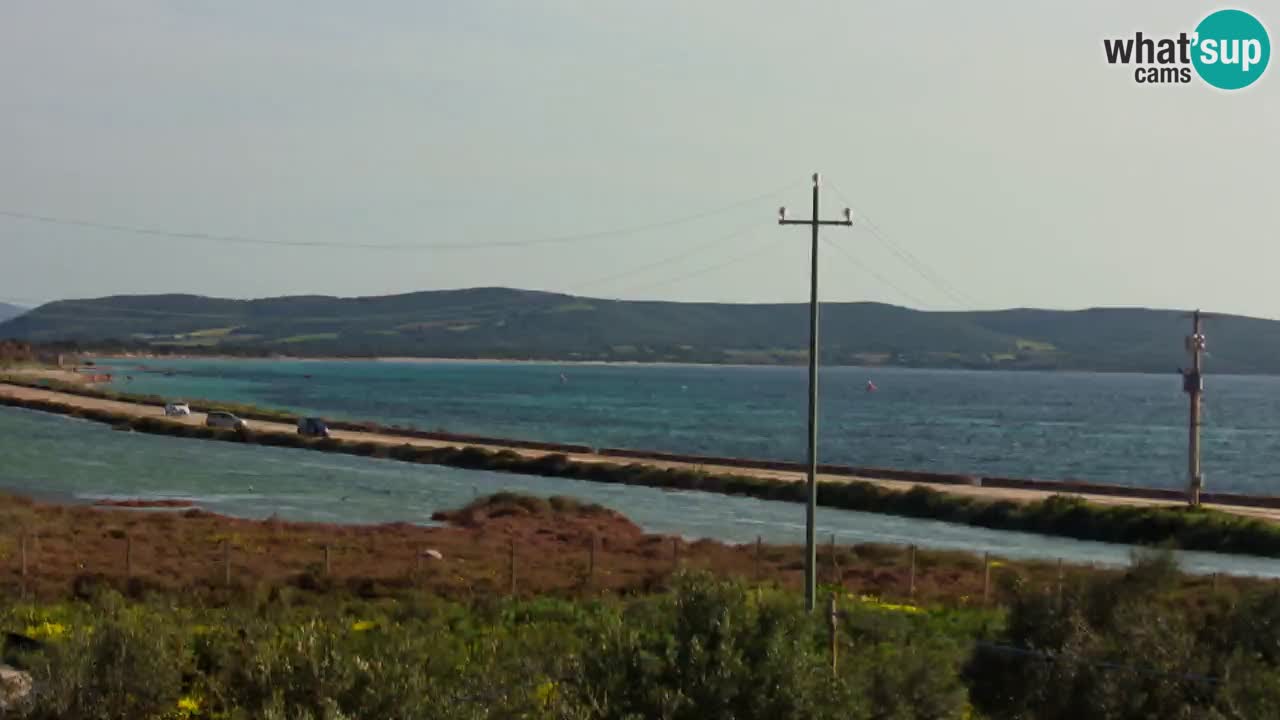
93, 358, 1280, 494
2, 404, 1279, 577
3, 358, 1279, 575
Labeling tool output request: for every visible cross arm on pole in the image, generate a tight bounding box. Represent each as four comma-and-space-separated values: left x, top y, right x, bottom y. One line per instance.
778, 205, 854, 226
779, 219, 854, 227
774, 172, 855, 613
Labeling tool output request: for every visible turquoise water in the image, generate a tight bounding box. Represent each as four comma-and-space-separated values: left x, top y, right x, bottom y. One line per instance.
4, 404, 1280, 576
96, 358, 1280, 494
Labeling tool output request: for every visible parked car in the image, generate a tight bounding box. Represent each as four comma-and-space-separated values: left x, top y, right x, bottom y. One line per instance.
205, 411, 248, 430
164, 402, 191, 417
297, 417, 330, 438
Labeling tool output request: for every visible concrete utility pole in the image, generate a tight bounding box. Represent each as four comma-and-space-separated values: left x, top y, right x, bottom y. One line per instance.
778, 173, 853, 612
1183, 310, 1207, 506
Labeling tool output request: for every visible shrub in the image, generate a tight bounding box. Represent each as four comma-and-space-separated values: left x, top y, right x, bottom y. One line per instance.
14, 593, 185, 720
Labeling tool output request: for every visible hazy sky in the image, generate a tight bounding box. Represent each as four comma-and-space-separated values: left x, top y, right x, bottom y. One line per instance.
1, 1, 1277, 315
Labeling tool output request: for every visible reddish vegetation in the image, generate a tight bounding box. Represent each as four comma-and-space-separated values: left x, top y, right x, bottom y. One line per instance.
0, 491, 1247, 605
92, 498, 196, 509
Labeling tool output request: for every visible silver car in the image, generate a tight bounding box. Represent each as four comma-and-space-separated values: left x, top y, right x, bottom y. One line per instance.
205, 411, 248, 430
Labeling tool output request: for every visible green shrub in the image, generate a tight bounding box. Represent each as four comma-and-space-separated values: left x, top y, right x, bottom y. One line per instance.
964, 550, 1280, 719
13, 593, 185, 720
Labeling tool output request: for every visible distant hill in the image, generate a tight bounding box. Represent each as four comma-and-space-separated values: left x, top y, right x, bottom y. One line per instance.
0, 302, 25, 324
0, 288, 1264, 373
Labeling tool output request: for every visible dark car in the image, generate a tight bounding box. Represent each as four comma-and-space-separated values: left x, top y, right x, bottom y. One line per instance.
297, 417, 330, 438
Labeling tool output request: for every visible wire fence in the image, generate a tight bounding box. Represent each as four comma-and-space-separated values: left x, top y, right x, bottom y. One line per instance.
2, 521, 1218, 610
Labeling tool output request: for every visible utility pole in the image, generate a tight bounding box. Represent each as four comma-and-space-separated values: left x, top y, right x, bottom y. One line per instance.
779, 172, 853, 612
1182, 310, 1207, 506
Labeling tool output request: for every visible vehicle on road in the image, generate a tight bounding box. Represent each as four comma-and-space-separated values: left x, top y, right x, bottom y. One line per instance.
164, 402, 191, 417
205, 411, 248, 430
297, 417, 330, 438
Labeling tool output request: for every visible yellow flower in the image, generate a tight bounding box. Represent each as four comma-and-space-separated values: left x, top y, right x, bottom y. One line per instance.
533, 680, 558, 708
854, 596, 923, 614
176, 696, 201, 717
351, 620, 377, 632
24, 621, 67, 640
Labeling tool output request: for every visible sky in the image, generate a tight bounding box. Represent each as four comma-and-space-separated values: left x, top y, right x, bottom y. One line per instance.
1, 1, 1277, 316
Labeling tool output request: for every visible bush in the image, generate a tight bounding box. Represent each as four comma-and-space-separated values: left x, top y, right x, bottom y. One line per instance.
964, 550, 1280, 719
12, 593, 185, 720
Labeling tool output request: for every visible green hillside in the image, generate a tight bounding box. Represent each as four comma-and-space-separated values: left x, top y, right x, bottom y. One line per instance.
0, 288, 1258, 373
0, 302, 25, 323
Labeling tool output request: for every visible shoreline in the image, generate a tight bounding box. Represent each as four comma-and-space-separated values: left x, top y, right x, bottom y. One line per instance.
91, 352, 834, 371
2, 371, 1269, 515
0, 487, 1159, 602
77, 353, 1280, 379
8, 379, 1280, 561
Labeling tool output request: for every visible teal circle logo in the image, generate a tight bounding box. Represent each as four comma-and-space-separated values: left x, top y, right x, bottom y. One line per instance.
1192, 9, 1270, 90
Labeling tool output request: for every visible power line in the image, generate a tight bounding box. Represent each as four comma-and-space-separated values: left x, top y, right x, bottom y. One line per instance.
608, 230, 779, 297
826, 181, 976, 308
821, 237, 931, 309
969, 640, 1219, 686
569, 220, 760, 294
0, 181, 798, 253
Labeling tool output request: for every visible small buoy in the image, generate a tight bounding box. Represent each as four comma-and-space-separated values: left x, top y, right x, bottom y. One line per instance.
865, 380, 877, 392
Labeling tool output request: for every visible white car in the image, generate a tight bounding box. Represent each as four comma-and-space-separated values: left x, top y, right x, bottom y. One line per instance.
164, 403, 192, 417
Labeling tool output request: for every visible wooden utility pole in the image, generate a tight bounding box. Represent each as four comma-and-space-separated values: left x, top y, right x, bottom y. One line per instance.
1182, 310, 1207, 506
778, 173, 854, 612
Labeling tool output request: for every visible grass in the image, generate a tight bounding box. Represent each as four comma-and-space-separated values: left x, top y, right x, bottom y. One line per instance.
184, 327, 239, 338
4, 386, 1280, 558
1015, 338, 1056, 352
275, 333, 340, 344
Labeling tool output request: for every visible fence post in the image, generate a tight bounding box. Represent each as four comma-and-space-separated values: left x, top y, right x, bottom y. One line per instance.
982, 553, 991, 606
829, 534, 838, 586
323, 544, 331, 576
908, 545, 917, 599
222, 540, 231, 588
509, 537, 517, 596
125, 536, 133, 578
754, 535, 762, 581
1056, 558, 1064, 606
20, 534, 28, 598
827, 592, 838, 674
586, 532, 596, 589
1212, 572, 1220, 592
